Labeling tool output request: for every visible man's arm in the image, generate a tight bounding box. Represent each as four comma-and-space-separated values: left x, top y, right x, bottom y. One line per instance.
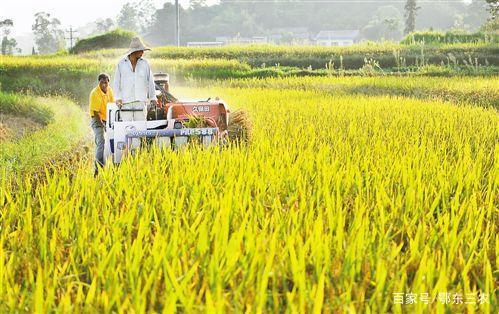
113, 62, 122, 106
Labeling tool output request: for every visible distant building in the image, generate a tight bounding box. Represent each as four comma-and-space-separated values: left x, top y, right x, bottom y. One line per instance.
315, 30, 360, 46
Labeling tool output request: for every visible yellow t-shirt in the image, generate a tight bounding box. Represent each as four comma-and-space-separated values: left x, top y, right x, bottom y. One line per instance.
89, 86, 114, 119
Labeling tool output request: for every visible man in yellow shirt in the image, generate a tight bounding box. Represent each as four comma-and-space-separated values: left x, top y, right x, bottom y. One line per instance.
89, 73, 114, 176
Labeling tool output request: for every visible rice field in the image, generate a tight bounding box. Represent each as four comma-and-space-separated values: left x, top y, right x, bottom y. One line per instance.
79, 43, 499, 70
1, 84, 497, 312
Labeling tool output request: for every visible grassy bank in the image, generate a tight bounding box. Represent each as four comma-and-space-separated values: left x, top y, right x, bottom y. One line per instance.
0, 91, 54, 125
0, 94, 88, 175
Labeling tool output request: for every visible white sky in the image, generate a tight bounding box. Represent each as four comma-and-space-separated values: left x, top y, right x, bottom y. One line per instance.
1, 0, 201, 36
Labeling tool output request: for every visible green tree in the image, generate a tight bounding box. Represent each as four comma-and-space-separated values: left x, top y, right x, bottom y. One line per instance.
361, 6, 403, 41
190, 0, 207, 9
117, 3, 138, 31
404, 0, 420, 34
464, 0, 489, 30
118, 1, 155, 33
484, 0, 498, 30
143, 0, 488, 45
136, 0, 156, 33
96, 18, 115, 34
146, 2, 177, 45
0, 19, 18, 55
32, 12, 65, 54
1, 37, 17, 55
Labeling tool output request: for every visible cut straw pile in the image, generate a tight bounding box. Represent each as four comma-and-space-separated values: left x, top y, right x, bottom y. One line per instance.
228, 109, 252, 144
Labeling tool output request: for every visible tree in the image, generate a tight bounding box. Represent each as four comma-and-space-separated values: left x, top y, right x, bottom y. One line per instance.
146, 3, 177, 45
464, 0, 489, 30
118, 3, 138, 31
118, 1, 155, 33
0, 19, 13, 36
136, 0, 156, 33
96, 18, 115, 34
404, 0, 420, 34
485, 0, 498, 16
143, 1, 489, 45
484, 0, 498, 30
32, 12, 65, 54
0, 19, 18, 55
1, 37, 17, 55
361, 6, 403, 41
190, 0, 207, 9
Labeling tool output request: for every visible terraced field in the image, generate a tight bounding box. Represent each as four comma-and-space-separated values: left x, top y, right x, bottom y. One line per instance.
0, 52, 497, 312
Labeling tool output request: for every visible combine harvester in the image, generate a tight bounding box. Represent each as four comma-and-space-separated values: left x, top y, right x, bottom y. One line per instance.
104, 73, 250, 164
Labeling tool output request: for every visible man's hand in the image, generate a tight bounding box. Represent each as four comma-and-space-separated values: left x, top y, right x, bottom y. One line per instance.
92, 111, 106, 128
116, 99, 123, 108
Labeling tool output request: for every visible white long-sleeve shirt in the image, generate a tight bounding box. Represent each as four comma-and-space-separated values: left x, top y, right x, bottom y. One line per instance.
113, 56, 156, 103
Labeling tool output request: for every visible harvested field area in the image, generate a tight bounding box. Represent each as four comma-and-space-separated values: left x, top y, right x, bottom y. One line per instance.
0, 113, 42, 141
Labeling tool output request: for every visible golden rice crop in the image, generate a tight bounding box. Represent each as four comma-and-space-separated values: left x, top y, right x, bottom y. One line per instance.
1, 86, 497, 312
221, 76, 499, 108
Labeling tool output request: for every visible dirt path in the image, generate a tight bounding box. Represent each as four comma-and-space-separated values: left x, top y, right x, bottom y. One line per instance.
0, 113, 43, 141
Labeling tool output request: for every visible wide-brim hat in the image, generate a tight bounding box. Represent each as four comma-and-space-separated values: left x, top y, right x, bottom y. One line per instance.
126, 37, 151, 55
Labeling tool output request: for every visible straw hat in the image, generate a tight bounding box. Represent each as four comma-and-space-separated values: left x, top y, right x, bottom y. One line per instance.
126, 37, 151, 55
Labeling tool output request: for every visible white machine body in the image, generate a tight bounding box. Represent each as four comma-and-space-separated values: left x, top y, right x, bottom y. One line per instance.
104, 101, 220, 164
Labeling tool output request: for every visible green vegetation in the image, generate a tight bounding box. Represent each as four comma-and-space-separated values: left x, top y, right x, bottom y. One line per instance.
71, 29, 135, 54
120, 1, 490, 45
0, 56, 252, 102
0, 94, 88, 175
401, 30, 499, 45
84, 43, 499, 70
0, 91, 53, 124
11, 56, 492, 107
1, 43, 497, 105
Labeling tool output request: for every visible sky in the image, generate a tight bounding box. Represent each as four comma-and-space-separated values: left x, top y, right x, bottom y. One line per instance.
1, 0, 198, 37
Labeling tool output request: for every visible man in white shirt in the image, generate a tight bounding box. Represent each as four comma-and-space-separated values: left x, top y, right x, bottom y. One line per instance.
113, 37, 157, 108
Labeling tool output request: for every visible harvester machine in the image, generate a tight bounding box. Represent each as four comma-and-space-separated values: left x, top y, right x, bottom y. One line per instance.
103, 74, 231, 164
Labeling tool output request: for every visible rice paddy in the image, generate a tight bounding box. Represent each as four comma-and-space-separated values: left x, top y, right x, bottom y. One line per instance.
1, 83, 497, 312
